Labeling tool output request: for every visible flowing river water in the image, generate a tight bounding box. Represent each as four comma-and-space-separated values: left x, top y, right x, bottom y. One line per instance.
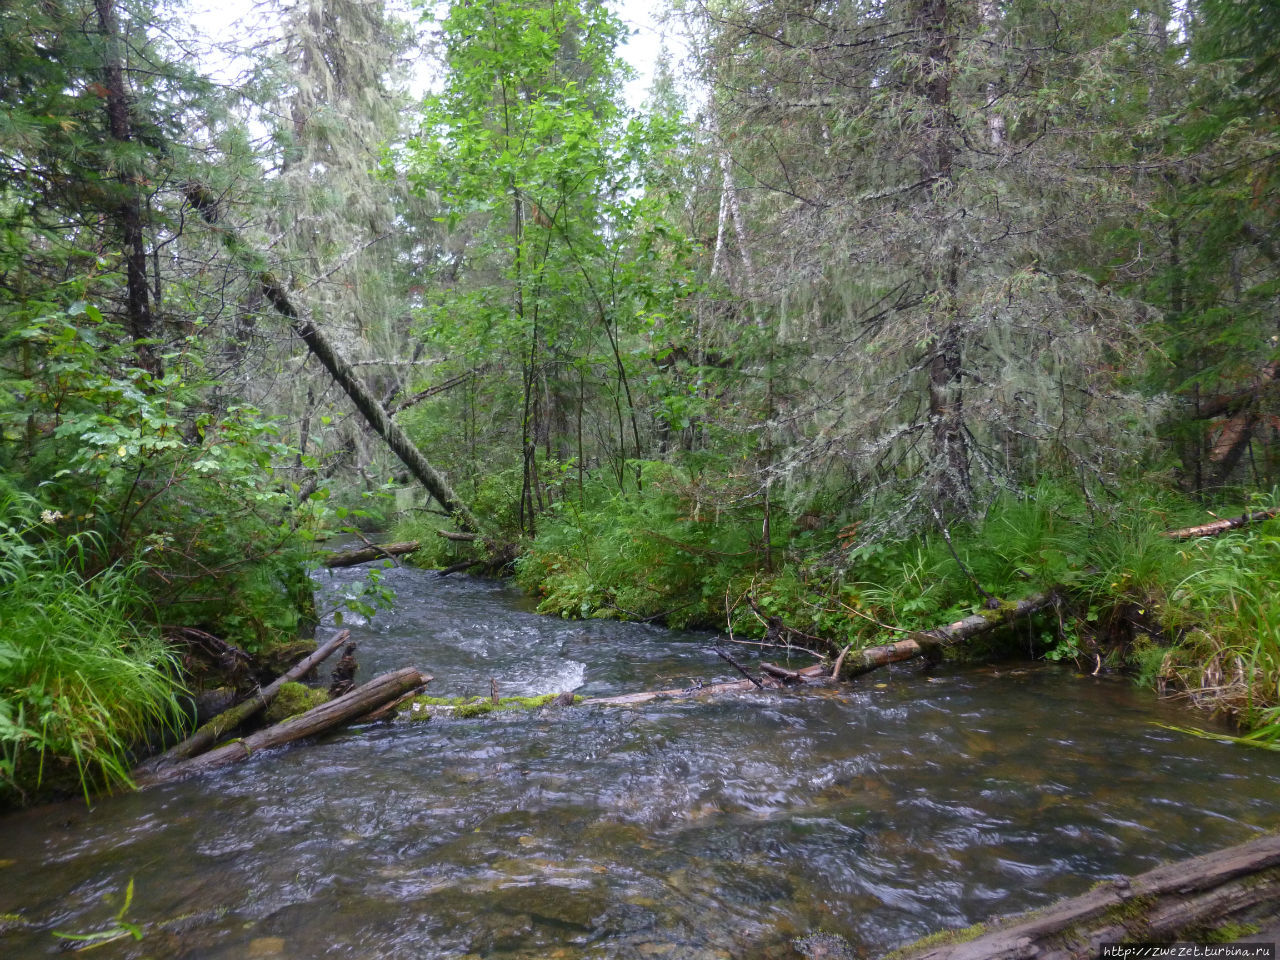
2, 562, 1280, 959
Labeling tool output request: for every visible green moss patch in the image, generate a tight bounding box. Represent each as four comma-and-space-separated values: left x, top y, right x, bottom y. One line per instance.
883, 922, 989, 959
404, 693, 577, 720
264, 682, 329, 723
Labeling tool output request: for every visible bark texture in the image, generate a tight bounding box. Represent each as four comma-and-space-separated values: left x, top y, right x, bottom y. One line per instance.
94, 0, 160, 377
836, 593, 1058, 680
322, 541, 421, 567
1164, 508, 1280, 540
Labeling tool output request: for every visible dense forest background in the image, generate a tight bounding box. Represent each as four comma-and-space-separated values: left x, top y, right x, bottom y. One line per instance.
2, 0, 1279, 802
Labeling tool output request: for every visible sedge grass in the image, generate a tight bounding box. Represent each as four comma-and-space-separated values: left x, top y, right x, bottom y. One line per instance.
0, 497, 183, 803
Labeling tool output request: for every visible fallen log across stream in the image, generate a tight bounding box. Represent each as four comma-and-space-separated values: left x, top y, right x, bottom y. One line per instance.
137, 629, 351, 773
579, 662, 829, 707
885, 831, 1280, 960
135, 667, 429, 786
322, 540, 420, 568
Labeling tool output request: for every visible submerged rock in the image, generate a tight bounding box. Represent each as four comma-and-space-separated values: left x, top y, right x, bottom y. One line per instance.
793, 932, 856, 960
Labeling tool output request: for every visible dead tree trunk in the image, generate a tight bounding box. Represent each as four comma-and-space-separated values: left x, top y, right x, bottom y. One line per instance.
137, 629, 349, 773
322, 541, 420, 568
886, 831, 1280, 960
136, 667, 427, 785
1164, 507, 1280, 540
581, 663, 828, 707
182, 183, 480, 534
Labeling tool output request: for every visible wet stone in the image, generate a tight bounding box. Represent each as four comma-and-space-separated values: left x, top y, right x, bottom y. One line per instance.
793, 932, 857, 960
247, 936, 287, 957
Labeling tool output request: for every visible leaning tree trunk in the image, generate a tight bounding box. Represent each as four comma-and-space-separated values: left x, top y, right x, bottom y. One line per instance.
887, 831, 1280, 960
182, 183, 480, 534
322, 541, 421, 568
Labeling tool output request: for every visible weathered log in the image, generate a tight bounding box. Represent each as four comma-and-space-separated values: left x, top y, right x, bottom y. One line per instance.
438, 557, 485, 577
760, 661, 810, 683
137, 630, 350, 773
580, 677, 780, 707
322, 541, 420, 568
1163, 507, 1280, 540
837, 592, 1057, 680
137, 667, 426, 785
437, 530, 478, 542
886, 831, 1280, 960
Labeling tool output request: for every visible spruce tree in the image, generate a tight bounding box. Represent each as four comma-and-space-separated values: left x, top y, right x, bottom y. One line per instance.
685, 0, 1159, 528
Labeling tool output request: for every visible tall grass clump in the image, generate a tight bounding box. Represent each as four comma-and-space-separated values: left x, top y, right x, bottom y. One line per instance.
0, 496, 182, 804
516, 462, 772, 628
1157, 521, 1280, 722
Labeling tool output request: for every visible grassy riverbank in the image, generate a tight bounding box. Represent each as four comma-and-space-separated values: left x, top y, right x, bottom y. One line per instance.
398, 472, 1280, 736
0, 498, 182, 803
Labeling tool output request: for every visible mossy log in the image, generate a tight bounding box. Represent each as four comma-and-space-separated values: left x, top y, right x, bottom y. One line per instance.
322, 541, 420, 568
136, 667, 427, 785
136, 629, 349, 774
886, 832, 1280, 960
837, 592, 1057, 681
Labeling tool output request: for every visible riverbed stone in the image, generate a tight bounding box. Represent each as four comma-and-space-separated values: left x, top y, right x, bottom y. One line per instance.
247, 936, 287, 957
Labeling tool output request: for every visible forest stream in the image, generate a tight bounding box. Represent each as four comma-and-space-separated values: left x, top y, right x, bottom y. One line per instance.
2, 563, 1279, 959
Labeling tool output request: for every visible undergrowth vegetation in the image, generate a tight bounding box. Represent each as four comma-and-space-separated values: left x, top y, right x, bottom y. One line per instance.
0, 300, 352, 805
0, 496, 182, 803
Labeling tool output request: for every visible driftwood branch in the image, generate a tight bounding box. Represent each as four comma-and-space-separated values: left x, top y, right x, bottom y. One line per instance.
714, 647, 764, 688
1163, 507, 1280, 540
886, 831, 1280, 960
360, 682, 432, 723
322, 541, 420, 568
136, 667, 427, 786
760, 661, 808, 682
137, 630, 350, 772
580, 664, 828, 707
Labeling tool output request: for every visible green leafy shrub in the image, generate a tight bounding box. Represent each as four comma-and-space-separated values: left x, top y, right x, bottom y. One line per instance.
0, 301, 323, 652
